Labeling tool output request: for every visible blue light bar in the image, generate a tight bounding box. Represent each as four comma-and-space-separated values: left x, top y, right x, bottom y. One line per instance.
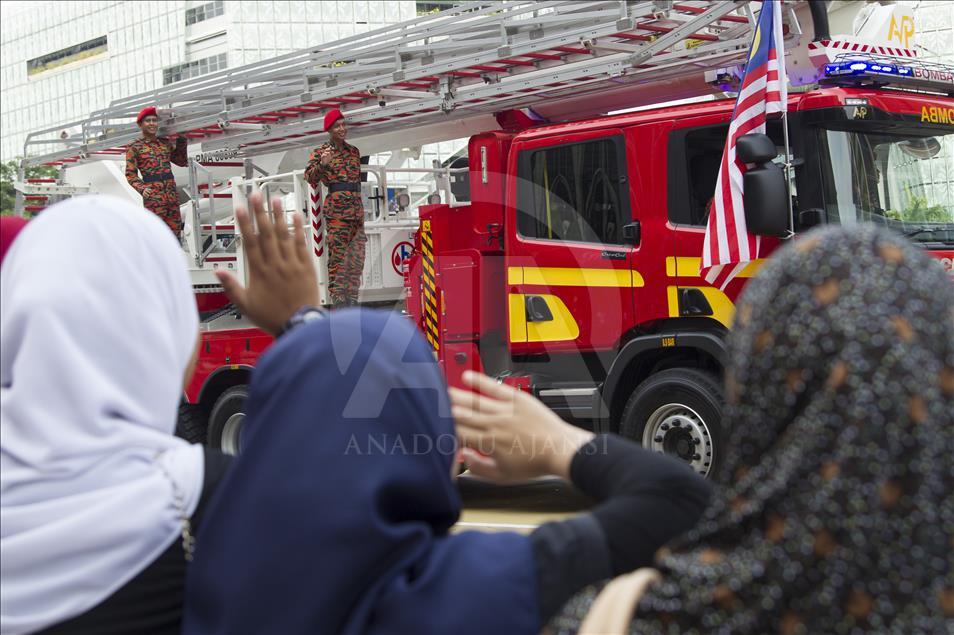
825, 60, 909, 78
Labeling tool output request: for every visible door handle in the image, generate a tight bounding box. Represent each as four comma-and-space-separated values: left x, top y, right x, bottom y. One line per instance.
622, 221, 641, 246
525, 295, 553, 322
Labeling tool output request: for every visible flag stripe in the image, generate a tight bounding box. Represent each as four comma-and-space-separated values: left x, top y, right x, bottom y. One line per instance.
701, 0, 787, 290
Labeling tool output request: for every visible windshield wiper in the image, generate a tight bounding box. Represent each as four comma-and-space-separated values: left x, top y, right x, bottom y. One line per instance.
904, 227, 942, 239
902, 227, 954, 245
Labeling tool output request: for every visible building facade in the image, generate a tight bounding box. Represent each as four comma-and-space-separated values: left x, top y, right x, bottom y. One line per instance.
0, 1, 421, 161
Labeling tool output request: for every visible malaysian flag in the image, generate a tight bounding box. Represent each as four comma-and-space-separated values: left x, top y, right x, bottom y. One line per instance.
701, 0, 787, 290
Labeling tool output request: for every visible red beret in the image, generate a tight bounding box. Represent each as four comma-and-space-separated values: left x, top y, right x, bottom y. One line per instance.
136, 107, 158, 124
324, 108, 344, 132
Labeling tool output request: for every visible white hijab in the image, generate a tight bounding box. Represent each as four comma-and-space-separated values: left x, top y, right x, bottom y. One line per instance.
0, 196, 204, 634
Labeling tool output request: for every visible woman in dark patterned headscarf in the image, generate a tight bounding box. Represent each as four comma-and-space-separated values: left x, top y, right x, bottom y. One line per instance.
551, 224, 954, 634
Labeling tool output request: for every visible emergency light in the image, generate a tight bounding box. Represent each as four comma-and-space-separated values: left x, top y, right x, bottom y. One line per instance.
824, 60, 912, 78
820, 53, 954, 96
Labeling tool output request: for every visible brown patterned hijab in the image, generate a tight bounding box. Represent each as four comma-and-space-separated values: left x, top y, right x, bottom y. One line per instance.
551, 225, 954, 633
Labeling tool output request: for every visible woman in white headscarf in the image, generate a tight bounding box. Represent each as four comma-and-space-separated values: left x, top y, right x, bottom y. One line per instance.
1, 193, 318, 634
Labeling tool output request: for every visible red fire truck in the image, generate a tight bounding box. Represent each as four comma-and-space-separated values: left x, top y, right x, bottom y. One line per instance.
405, 84, 954, 477
16, 2, 953, 469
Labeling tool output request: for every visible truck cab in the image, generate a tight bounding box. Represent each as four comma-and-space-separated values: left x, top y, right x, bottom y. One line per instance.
406, 86, 954, 478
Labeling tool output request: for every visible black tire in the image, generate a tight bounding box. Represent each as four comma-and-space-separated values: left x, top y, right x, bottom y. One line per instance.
175, 401, 209, 444
207, 386, 249, 456
619, 368, 724, 478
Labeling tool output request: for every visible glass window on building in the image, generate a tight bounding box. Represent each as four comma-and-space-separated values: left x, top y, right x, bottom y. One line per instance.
163, 52, 227, 85
27, 36, 108, 77
185, 0, 225, 26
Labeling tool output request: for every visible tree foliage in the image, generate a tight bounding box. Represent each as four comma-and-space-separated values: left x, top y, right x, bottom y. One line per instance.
1, 160, 60, 216
885, 195, 952, 224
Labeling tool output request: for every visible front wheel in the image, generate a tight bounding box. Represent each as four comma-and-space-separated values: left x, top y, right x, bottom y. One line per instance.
207, 386, 248, 456
620, 368, 724, 478
175, 401, 208, 444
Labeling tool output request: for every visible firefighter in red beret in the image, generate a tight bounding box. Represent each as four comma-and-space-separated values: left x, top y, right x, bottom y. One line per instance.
304, 109, 366, 307
125, 107, 189, 237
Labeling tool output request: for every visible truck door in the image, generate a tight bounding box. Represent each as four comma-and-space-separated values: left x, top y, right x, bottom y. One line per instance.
664, 119, 785, 325
506, 130, 637, 358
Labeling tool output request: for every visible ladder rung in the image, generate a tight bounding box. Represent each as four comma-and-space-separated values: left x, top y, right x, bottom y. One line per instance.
614, 32, 653, 42
552, 45, 589, 55
25, 196, 48, 201
471, 64, 511, 72
499, 58, 537, 67
27, 178, 57, 183
673, 3, 749, 23
523, 52, 563, 61
25, 206, 46, 212
203, 193, 233, 198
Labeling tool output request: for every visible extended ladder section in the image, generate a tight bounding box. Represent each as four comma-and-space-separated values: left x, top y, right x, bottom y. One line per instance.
22, 0, 779, 168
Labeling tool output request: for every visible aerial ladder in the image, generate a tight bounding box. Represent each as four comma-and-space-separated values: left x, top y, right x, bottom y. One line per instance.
14, 0, 948, 300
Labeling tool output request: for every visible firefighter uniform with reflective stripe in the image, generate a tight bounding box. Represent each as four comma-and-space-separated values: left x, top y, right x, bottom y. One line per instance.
305, 140, 366, 306
125, 137, 188, 236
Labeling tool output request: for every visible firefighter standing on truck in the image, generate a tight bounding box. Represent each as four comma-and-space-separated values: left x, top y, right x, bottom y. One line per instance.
304, 108, 366, 308
125, 107, 189, 237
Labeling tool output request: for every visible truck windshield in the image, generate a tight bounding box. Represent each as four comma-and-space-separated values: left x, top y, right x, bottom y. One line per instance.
816, 127, 954, 245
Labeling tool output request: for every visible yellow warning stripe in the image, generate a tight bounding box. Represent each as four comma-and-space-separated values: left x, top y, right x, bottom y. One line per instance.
420, 226, 439, 351
509, 266, 645, 288
665, 257, 764, 279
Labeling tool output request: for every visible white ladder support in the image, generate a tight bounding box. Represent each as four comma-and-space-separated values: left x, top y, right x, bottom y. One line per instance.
13, 182, 93, 197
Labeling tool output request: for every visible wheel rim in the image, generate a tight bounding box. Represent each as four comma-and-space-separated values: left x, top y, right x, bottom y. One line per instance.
642, 403, 714, 476
221, 412, 244, 456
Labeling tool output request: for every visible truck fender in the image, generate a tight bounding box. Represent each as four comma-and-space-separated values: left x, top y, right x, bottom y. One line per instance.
198, 364, 254, 408
595, 332, 727, 428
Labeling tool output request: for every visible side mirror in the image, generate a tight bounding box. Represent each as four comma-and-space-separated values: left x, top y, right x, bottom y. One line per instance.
743, 165, 789, 237
738, 133, 789, 237
736, 133, 777, 164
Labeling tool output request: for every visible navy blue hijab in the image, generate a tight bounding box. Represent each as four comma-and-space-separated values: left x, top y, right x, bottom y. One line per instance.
183, 310, 539, 635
